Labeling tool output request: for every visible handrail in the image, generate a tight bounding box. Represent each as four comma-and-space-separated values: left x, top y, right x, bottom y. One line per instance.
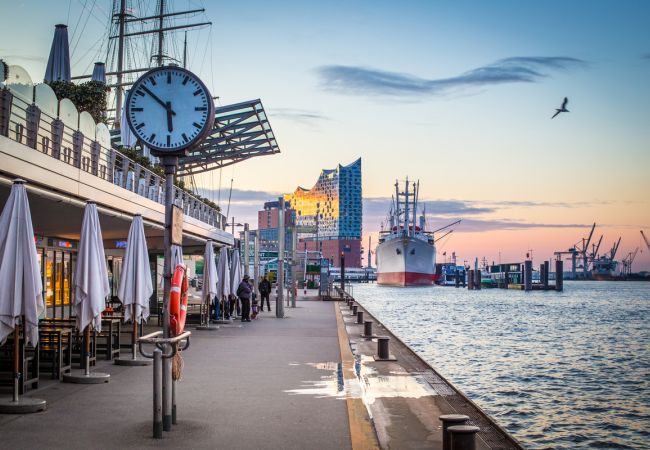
1, 90, 227, 230
137, 330, 191, 359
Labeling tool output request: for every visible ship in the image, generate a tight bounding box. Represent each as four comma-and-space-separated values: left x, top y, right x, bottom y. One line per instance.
376, 179, 437, 286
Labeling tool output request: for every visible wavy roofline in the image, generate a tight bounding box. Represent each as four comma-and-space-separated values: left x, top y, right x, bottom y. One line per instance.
287, 158, 360, 198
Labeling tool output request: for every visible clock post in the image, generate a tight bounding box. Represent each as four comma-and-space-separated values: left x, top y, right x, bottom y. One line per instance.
127, 65, 215, 437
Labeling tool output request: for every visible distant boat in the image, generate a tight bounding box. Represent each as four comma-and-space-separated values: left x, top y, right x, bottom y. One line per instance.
376, 179, 437, 286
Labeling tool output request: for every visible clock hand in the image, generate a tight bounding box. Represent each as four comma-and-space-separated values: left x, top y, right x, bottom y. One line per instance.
166, 102, 174, 132
140, 85, 177, 116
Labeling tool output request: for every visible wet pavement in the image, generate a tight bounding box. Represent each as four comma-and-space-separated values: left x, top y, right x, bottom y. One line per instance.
0, 297, 351, 449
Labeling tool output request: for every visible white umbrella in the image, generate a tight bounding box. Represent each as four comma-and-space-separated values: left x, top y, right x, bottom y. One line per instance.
64, 201, 111, 383
216, 249, 230, 320
117, 215, 152, 363
201, 241, 218, 325
230, 249, 242, 297
0, 180, 47, 411
75, 202, 110, 333
0, 180, 43, 346
44, 24, 71, 82
171, 244, 183, 269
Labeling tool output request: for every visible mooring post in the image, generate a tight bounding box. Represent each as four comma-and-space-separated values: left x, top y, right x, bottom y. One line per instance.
356, 310, 364, 324
468, 270, 474, 290
555, 259, 564, 291
363, 320, 373, 338
439, 414, 469, 450
352, 304, 358, 316
543, 260, 550, 288
455, 270, 460, 288
524, 260, 533, 291
448, 425, 480, 450
475, 269, 481, 290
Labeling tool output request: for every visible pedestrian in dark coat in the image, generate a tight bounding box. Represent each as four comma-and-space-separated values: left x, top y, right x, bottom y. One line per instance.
237, 275, 253, 322
258, 275, 272, 312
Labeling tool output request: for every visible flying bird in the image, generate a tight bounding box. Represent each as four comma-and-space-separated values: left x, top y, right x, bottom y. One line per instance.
551, 97, 569, 119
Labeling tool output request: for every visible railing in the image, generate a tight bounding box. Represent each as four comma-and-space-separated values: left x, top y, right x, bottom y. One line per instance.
0, 88, 227, 231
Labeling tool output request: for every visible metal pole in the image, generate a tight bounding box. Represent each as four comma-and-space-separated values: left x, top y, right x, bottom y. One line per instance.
13, 324, 19, 402
114, 0, 126, 128
276, 196, 284, 318
340, 252, 345, 292
254, 232, 260, 298
153, 349, 162, 438
291, 224, 297, 307
132, 304, 137, 360
162, 156, 177, 431
243, 224, 250, 277
84, 326, 91, 376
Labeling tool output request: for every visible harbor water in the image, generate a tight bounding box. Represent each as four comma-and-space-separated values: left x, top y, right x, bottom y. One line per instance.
352, 281, 650, 449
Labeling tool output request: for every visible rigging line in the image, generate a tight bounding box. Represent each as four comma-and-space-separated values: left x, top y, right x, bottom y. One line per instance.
69, 0, 88, 46
75, 0, 108, 29
72, 0, 99, 59
67, 0, 73, 27
76, 29, 109, 74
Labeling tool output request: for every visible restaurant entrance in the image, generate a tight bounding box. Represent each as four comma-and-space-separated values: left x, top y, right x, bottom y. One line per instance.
37, 238, 77, 319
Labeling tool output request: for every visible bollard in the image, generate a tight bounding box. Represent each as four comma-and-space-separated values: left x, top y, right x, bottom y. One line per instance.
356, 311, 364, 324
439, 414, 469, 450
352, 305, 358, 316
362, 320, 374, 338
374, 336, 396, 361
448, 425, 480, 450
153, 350, 163, 439
524, 260, 532, 291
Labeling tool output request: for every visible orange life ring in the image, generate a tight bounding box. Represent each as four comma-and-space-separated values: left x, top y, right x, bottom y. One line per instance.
169, 263, 188, 336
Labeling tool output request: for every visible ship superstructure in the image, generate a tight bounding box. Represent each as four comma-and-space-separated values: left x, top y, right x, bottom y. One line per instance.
376, 179, 436, 286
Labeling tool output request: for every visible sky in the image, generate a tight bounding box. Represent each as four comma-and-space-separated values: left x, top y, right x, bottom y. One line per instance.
1, 0, 649, 270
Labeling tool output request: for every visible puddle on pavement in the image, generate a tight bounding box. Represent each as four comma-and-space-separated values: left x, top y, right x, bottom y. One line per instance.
285, 357, 437, 405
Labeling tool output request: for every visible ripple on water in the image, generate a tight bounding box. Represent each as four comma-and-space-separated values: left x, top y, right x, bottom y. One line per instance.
352, 281, 650, 449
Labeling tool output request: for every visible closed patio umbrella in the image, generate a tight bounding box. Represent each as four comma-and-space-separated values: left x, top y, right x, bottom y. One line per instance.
44, 24, 71, 82
115, 215, 152, 366
91, 62, 106, 83
0, 180, 46, 413
230, 249, 242, 317
215, 248, 230, 322
196, 240, 218, 330
63, 202, 111, 383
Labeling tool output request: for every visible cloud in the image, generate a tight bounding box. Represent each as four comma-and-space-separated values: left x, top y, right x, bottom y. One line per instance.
432, 218, 587, 233
364, 197, 493, 218
643, 53, 650, 60
317, 56, 587, 98
269, 108, 330, 125
195, 187, 282, 207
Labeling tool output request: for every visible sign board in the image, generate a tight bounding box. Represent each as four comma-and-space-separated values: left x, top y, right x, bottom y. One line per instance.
171, 204, 183, 246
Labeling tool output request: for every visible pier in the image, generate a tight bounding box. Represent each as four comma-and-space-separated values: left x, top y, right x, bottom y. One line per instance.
0, 291, 523, 449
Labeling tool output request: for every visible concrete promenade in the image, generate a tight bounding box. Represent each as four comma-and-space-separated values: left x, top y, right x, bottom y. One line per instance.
0, 297, 352, 449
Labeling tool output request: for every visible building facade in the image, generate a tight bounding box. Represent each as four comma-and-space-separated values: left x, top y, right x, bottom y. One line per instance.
284, 158, 362, 267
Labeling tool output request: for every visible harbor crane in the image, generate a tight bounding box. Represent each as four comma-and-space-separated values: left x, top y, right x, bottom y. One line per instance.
641, 230, 650, 253
622, 247, 639, 276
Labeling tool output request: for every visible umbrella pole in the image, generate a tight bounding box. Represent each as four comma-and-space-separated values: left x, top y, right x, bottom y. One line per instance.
84, 326, 91, 376
132, 304, 138, 360
13, 324, 20, 403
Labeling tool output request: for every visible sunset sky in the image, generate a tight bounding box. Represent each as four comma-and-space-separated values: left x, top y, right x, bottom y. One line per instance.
2, 0, 649, 269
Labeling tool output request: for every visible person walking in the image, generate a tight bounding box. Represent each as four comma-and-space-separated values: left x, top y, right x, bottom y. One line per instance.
237, 275, 253, 322
258, 275, 272, 312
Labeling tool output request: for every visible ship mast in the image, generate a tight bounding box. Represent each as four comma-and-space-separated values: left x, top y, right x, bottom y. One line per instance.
73, 0, 211, 127
412, 181, 418, 235
394, 181, 399, 232
404, 177, 410, 237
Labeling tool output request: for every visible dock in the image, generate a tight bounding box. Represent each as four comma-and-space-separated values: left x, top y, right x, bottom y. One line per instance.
0, 292, 522, 449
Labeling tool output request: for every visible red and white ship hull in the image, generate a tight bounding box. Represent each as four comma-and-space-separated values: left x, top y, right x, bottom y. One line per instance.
376, 236, 436, 286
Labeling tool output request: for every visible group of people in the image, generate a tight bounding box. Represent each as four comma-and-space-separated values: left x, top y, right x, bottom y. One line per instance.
213, 275, 273, 322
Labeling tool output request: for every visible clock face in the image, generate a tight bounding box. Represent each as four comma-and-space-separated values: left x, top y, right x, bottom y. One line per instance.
126, 66, 215, 154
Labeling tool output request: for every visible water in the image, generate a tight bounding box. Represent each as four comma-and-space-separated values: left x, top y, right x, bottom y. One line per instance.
352, 281, 650, 449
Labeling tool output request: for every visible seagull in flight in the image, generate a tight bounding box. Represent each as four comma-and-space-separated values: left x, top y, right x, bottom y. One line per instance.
551, 97, 569, 119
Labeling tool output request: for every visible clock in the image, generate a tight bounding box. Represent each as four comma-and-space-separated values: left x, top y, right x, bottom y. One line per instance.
125, 66, 215, 155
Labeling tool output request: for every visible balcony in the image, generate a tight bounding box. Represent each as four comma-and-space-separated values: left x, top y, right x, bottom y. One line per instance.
0, 63, 232, 247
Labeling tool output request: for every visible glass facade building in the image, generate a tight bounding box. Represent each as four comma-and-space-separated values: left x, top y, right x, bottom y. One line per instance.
284, 158, 362, 267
